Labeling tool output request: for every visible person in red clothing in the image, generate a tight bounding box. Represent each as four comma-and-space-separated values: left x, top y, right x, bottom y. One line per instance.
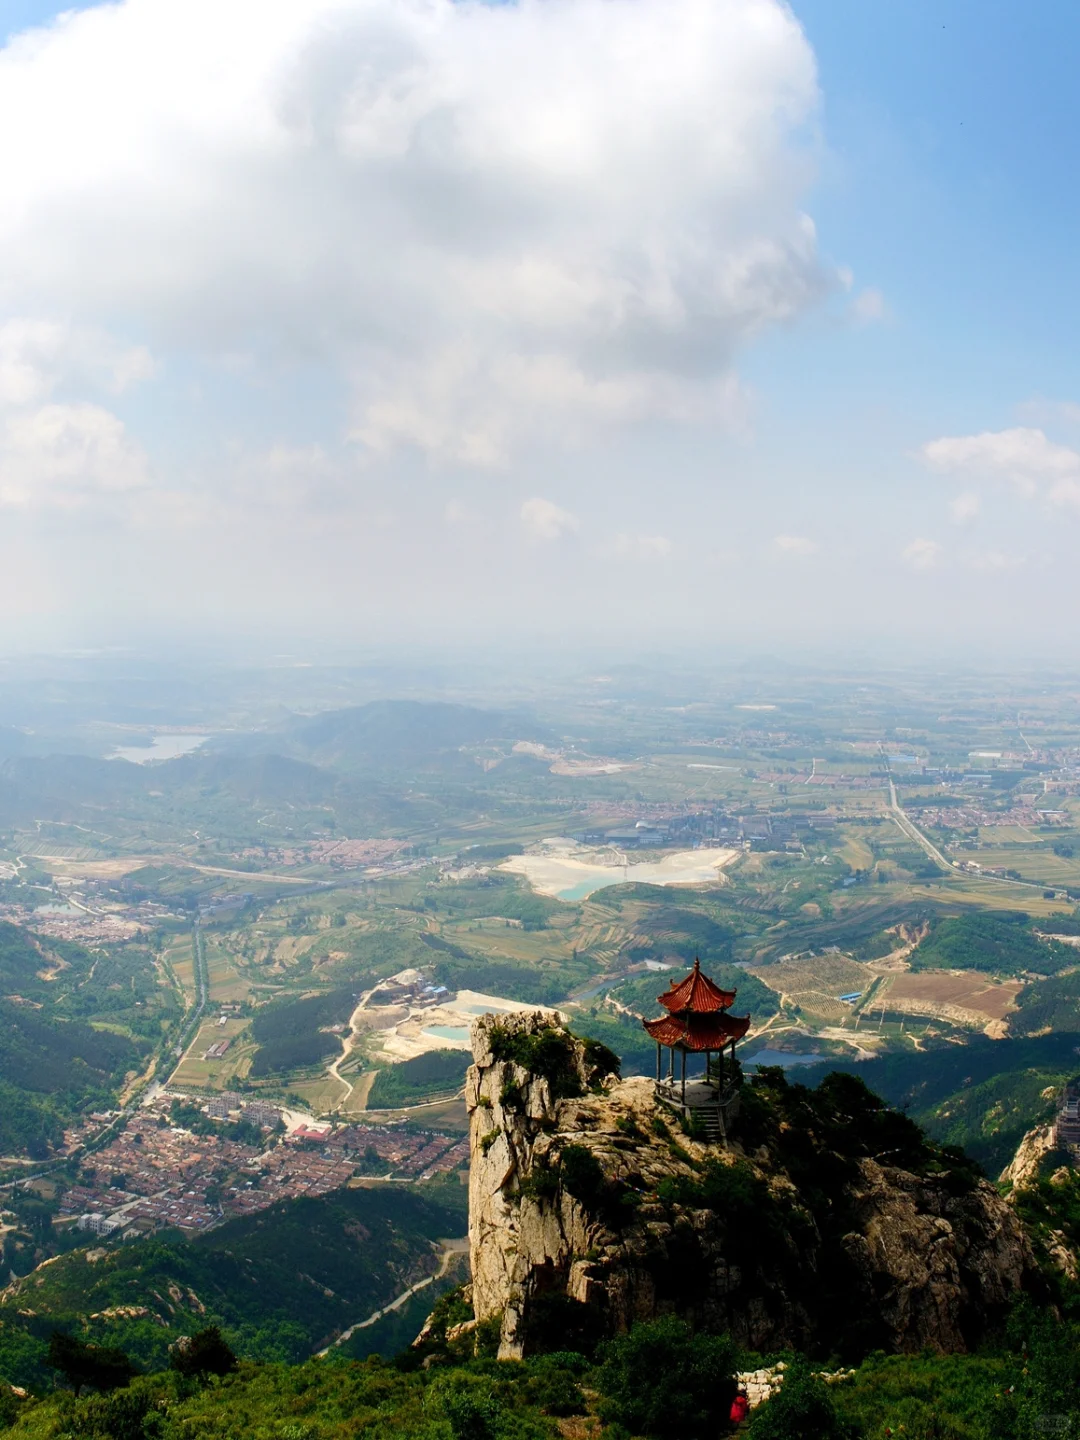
730, 1389, 750, 1427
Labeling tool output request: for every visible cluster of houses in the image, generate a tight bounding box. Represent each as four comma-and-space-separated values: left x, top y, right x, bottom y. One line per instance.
55, 1094, 469, 1242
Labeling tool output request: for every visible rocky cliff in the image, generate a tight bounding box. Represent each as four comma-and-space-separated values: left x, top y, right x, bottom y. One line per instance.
467, 1013, 1039, 1361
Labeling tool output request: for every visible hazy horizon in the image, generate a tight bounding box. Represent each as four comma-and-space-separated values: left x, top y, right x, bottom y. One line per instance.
2, 0, 1080, 656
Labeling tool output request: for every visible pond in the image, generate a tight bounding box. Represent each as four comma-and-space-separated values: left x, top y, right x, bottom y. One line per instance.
422, 1025, 471, 1046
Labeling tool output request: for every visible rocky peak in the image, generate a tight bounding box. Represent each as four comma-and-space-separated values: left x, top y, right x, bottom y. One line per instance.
466, 1015, 1038, 1361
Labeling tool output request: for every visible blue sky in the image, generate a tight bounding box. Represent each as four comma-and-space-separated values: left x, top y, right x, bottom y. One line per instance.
1, 0, 1078, 653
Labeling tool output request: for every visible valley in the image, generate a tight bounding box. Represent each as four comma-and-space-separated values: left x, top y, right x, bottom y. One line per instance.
1, 658, 1080, 1420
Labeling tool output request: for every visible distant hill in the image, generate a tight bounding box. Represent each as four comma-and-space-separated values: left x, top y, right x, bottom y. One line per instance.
0, 750, 432, 835
216, 699, 553, 772
796, 1031, 1080, 1176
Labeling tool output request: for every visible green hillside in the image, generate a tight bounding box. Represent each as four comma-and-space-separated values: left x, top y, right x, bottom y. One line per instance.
0, 1181, 467, 1389
799, 1032, 1080, 1175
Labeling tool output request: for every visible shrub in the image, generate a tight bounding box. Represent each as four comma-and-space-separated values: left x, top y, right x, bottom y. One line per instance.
582, 1037, 622, 1087
595, 1316, 738, 1439
47, 1331, 137, 1396
519, 1156, 560, 1203
488, 1024, 583, 1099
524, 1351, 588, 1414
560, 1145, 607, 1210
427, 1372, 505, 1440
169, 1325, 237, 1380
748, 1361, 860, 1440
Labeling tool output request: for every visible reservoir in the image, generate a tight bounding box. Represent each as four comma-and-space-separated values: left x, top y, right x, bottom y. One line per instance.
112, 733, 209, 764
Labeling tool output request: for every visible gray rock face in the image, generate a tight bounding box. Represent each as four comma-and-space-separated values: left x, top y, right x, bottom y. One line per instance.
466, 1013, 1037, 1360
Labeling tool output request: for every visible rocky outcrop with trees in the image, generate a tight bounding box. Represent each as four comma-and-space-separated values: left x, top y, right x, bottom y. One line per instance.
466, 1012, 1039, 1361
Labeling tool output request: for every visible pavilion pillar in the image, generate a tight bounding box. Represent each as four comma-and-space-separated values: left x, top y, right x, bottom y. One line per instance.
680, 1048, 687, 1103
656, 1042, 662, 1084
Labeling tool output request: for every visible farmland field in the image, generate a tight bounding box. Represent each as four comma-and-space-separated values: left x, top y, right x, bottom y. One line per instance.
875, 971, 1024, 1028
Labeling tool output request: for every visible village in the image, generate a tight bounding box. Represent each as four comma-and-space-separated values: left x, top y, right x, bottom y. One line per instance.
53, 1092, 469, 1240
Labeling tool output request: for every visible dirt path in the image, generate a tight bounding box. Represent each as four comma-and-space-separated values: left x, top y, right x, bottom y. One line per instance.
327, 989, 379, 1110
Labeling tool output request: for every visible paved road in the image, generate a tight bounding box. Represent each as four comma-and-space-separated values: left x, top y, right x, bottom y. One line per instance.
315, 1237, 469, 1357
887, 778, 1052, 896
887, 780, 953, 871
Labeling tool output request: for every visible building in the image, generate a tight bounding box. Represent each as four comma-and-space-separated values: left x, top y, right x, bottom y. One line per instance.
78, 1213, 122, 1237
241, 1101, 281, 1128
642, 958, 750, 1141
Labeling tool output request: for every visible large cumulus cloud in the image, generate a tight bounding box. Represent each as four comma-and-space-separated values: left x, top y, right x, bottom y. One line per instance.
0, 0, 828, 468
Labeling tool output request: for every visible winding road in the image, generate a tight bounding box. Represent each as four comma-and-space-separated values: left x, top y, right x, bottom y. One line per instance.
315, 1237, 469, 1357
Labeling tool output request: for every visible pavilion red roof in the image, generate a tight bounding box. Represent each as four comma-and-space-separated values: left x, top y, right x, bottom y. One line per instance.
657, 957, 736, 1014
643, 1009, 751, 1051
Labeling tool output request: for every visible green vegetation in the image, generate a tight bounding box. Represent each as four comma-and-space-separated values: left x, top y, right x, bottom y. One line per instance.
0, 1183, 467, 1387
0, 921, 182, 1156
595, 1316, 738, 1438
367, 1051, 469, 1108
248, 988, 357, 1077
803, 1032, 1080, 1175
910, 911, 1069, 976
568, 1005, 660, 1076
749, 1361, 857, 1440
45, 1332, 136, 1398
1, 1303, 1078, 1439
429, 956, 571, 1006
487, 1022, 619, 1102
1011, 969, 1080, 1037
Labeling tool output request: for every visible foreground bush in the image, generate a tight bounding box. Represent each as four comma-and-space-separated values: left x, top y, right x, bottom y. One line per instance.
595, 1316, 737, 1439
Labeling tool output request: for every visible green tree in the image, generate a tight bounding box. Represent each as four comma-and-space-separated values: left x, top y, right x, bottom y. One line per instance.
46, 1331, 137, 1396
595, 1316, 737, 1439
169, 1325, 238, 1380
427, 1373, 505, 1440
748, 1362, 860, 1440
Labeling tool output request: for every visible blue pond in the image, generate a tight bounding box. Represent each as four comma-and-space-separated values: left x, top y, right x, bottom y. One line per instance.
422, 1025, 470, 1044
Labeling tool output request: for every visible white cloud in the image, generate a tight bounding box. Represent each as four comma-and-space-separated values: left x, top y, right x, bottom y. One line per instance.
0, 320, 152, 407
1047, 477, 1080, 512
0, 402, 148, 507
920, 427, 1080, 497
773, 533, 817, 555
521, 496, 579, 541
612, 532, 673, 560
0, 0, 829, 465
965, 549, 1025, 573
849, 287, 886, 324
901, 538, 942, 570
949, 490, 981, 524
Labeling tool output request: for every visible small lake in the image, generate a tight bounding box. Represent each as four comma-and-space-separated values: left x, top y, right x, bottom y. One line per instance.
742, 1050, 830, 1069
422, 1025, 471, 1046
111, 733, 209, 764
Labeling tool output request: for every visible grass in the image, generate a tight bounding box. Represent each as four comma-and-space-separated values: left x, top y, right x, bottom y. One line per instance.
952, 843, 1080, 887
169, 1018, 255, 1092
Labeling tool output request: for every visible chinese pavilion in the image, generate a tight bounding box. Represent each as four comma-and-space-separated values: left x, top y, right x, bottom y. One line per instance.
642, 958, 751, 1110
